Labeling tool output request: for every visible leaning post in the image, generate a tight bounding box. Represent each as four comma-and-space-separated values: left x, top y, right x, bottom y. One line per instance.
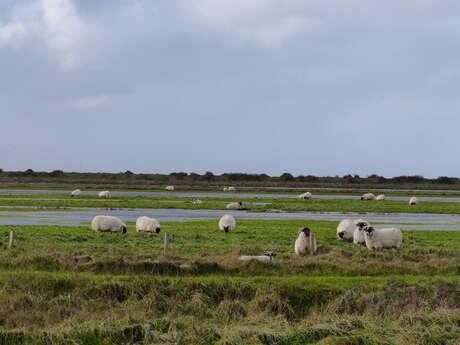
8, 231, 14, 249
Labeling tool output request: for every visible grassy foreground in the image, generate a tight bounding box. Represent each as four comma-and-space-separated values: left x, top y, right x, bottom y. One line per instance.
1, 193, 460, 214
0, 220, 459, 344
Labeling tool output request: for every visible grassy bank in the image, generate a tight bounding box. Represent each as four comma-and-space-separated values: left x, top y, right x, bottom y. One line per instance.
0, 220, 459, 344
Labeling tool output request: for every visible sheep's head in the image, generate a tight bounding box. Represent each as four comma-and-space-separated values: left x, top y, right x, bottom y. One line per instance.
298, 227, 311, 237
155, 227, 161, 234
264, 251, 277, 258
363, 226, 375, 236
355, 221, 369, 231
223, 226, 230, 233
120, 225, 127, 234
238, 202, 243, 206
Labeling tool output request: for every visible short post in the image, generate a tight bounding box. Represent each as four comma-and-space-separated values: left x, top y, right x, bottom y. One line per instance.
8, 231, 14, 249
163, 233, 170, 256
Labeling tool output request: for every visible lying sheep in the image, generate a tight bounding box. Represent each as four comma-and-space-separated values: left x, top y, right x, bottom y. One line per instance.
239, 251, 276, 262
165, 185, 175, 191
136, 216, 160, 233
298, 192, 312, 200
409, 197, 418, 205
376, 194, 386, 201
294, 227, 317, 255
91, 215, 127, 233
71, 189, 81, 197
98, 191, 110, 198
352, 220, 371, 245
226, 201, 243, 210
361, 193, 376, 200
227, 186, 236, 191
363, 225, 402, 250
218, 214, 236, 233
337, 219, 357, 241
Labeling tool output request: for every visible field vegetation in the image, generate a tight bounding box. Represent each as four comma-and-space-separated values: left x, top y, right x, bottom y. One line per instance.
0, 220, 459, 344
1, 193, 460, 215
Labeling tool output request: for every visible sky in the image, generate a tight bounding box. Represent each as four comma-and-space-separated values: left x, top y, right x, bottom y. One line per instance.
1, 0, 460, 178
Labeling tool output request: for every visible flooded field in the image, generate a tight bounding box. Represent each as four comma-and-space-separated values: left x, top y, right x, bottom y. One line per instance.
2, 189, 460, 202
1, 207, 460, 230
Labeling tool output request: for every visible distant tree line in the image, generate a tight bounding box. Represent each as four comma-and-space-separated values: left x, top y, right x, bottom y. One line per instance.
0, 169, 459, 188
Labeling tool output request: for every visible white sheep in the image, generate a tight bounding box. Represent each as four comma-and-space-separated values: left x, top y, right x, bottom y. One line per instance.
409, 197, 418, 205
361, 193, 376, 200
294, 227, 317, 255
226, 201, 243, 210
165, 185, 175, 191
71, 189, 81, 197
98, 191, 111, 198
136, 216, 161, 233
192, 199, 203, 204
363, 225, 402, 250
91, 215, 127, 233
239, 251, 276, 262
336, 219, 356, 241
223, 187, 228, 192
352, 220, 371, 245
218, 214, 236, 233
227, 186, 236, 191
298, 192, 312, 200
376, 194, 386, 201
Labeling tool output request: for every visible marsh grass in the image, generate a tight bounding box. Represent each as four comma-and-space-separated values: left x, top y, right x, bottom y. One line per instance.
0, 220, 459, 344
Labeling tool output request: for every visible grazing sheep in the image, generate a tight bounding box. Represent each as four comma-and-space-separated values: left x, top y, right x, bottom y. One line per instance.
298, 192, 312, 200
337, 219, 356, 241
376, 194, 386, 201
294, 227, 317, 255
361, 193, 376, 200
226, 201, 243, 210
363, 225, 402, 250
409, 197, 418, 205
165, 185, 175, 191
136, 216, 161, 233
353, 220, 371, 245
218, 214, 236, 233
98, 191, 110, 198
91, 215, 127, 233
239, 251, 276, 262
192, 199, 203, 204
71, 189, 81, 197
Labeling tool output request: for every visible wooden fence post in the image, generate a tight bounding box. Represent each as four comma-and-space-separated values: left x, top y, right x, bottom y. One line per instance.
164, 233, 170, 256
8, 231, 14, 249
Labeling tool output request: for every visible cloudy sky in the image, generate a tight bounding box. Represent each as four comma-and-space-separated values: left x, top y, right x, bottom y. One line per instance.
1, 0, 459, 177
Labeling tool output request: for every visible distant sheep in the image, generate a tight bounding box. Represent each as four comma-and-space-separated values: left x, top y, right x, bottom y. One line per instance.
136, 216, 160, 233
363, 225, 402, 250
227, 186, 236, 191
71, 189, 81, 197
239, 251, 276, 262
361, 193, 376, 200
218, 214, 236, 233
192, 199, 203, 204
223, 187, 228, 192
165, 185, 175, 191
352, 220, 371, 245
294, 227, 317, 255
226, 201, 243, 210
409, 197, 418, 205
298, 192, 312, 200
337, 219, 357, 241
98, 191, 110, 198
376, 194, 386, 201
91, 215, 127, 233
